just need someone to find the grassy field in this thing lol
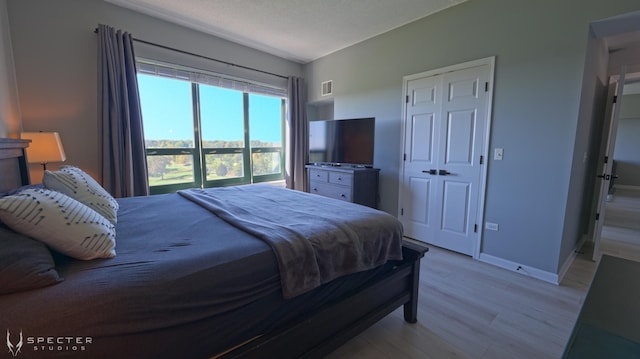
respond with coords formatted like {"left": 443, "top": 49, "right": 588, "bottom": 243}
{"left": 148, "top": 164, "right": 193, "bottom": 186}
{"left": 148, "top": 163, "right": 245, "bottom": 186}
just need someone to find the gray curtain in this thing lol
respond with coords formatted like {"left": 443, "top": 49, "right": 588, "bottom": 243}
{"left": 97, "top": 24, "right": 149, "bottom": 197}
{"left": 286, "top": 76, "right": 308, "bottom": 191}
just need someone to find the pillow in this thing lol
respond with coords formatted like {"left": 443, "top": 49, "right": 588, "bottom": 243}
{"left": 43, "top": 166, "right": 118, "bottom": 224}
{"left": 0, "top": 188, "right": 116, "bottom": 260}
{"left": 0, "top": 225, "right": 63, "bottom": 294}
{"left": 1, "top": 184, "right": 45, "bottom": 197}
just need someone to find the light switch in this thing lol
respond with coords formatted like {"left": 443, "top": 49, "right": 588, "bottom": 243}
{"left": 494, "top": 148, "right": 504, "bottom": 161}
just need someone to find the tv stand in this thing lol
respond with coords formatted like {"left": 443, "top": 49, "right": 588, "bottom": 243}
{"left": 306, "top": 165, "right": 380, "bottom": 208}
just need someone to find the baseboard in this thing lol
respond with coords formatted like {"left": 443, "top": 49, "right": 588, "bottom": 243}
{"left": 478, "top": 253, "right": 559, "bottom": 284}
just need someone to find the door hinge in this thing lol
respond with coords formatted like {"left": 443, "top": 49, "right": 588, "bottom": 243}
{"left": 595, "top": 213, "right": 600, "bottom": 221}
{"left": 474, "top": 224, "right": 478, "bottom": 233}
{"left": 485, "top": 82, "right": 489, "bottom": 92}
{"left": 613, "top": 95, "right": 617, "bottom": 104}
{"left": 604, "top": 156, "right": 608, "bottom": 164}
{"left": 403, "top": 153, "right": 407, "bottom": 161}
{"left": 406, "top": 95, "right": 409, "bottom": 103}
{"left": 480, "top": 155, "right": 484, "bottom": 165}
{"left": 401, "top": 208, "right": 404, "bottom": 216}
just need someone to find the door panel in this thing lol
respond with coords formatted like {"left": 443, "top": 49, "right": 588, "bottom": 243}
{"left": 412, "top": 82, "right": 437, "bottom": 105}
{"left": 401, "top": 75, "right": 441, "bottom": 241}
{"left": 407, "top": 177, "right": 431, "bottom": 223}
{"left": 437, "top": 66, "right": 488, "bottom": 254}
{"left": 448, "top": 78, "right": 478, "bottom": 101}
{"left": 409, "top": 114, "right": 435, "bottom": 163}
{"left": 441, "top": 180, "right": 470, "bottom": 234}
{"left": 445, "top": 110, "right": 476, "bottom": 165}
{"left": 403, "top": 176, "right": 434, "bottom": 238}
{"left": 592, "top": 67, "right": 627, "bottom": 260}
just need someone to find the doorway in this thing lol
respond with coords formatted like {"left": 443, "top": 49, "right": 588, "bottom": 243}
{"left": 597, "top": 78, "right": 640, "bottom": 262}
{"left": 581, "top": 10, "right": 640, "bottom": 263}
{"left": 398, "top": 57, "right": 494, "bottom": 257}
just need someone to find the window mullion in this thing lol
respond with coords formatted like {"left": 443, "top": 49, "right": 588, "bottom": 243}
{"left": 281, "top": 98, "right": 286, "bottom": 179}
{"left": 192, "top": 83, "right": 204, "bottom": 188}
{"left": 243, "top": 92, "right": 252, "bottom": 183}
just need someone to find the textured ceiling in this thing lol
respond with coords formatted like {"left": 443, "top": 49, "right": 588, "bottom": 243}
{"left": 105, "top": 0, "right": 467, "bottom": 63}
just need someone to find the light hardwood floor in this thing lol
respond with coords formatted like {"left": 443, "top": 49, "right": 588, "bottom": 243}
{"left": 325, "top": 188, "right": 640, "bottom": 359}
{"left": 325, "top": 245, "right": 599, "bottom": 359}
{"left": 600, "top": 187, "right": 640, "bottom": 262}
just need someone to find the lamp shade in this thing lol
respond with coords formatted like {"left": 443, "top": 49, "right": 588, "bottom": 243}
{"left": 22, "top": 132, "right": 67, "bottom": 165}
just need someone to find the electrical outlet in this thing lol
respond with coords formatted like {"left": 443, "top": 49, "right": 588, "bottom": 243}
{"left": 485, "top": 222, "right": 499, "bottom": 231}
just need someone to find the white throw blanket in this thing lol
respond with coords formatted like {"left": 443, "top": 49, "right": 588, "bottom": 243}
{"left": 178, "top": 184, "right": 403, "bottom": 298}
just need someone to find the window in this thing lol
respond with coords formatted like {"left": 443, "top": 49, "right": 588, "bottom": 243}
{"left": 137, "top": 62, "right": 286, "bottom": 194}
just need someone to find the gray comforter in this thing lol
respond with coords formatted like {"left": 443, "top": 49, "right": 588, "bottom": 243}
{"left": 178, "top": 185, "right": 403, "bottom": 298}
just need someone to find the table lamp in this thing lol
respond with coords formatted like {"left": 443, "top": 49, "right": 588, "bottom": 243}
{"left": 22, "top": 131, "right": 67, "bottom": 170}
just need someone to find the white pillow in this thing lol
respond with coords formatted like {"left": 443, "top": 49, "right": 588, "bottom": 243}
{"left": 43, "top": 166, "right": 119, "bottom": 224}
{"left": 0, "top": 188, "right": 116, "bottom": 260}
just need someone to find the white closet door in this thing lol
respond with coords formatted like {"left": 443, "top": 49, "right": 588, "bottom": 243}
{"left": 400, "top": 75, "right": 441, "bottom": 242}
{"left": 400, "top": 63, "right": 491, "bottom": 256}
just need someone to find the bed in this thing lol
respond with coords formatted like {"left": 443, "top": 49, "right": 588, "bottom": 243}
{"left": 0, "top": 138, "right": 428, "bottom": 359}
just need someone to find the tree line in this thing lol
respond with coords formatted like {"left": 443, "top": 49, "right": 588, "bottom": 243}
{"left": 145, "top": 139, "right": 282, "bottom": 185}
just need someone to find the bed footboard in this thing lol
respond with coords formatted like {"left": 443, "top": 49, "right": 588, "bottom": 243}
{"left": 401, "top": 239, "right": 428, "bottom": 323}
{"left": 221, "top": 239, "right": 429, "bottom": 359}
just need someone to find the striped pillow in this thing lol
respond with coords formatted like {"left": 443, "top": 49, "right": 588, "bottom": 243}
{"left": 0, "top": 188, "right": 116, "bottom": 260}
{"left": 43, "top": 166, "right": 119, "bottom": 224}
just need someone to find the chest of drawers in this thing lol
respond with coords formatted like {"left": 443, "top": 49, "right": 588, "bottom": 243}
{"left": 306, "top": 165, "right": 380, "bottom": 208}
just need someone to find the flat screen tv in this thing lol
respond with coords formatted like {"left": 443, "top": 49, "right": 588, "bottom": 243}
{"left": 309, "top": 117, "right": 375, "bottom": 167}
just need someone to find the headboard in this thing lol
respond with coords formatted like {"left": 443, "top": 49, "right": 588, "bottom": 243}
{"left": 0, "top": 138, "right": 31, "bottom": 192}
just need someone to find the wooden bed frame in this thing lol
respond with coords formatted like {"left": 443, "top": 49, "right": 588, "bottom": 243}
{"left": 0, "top": 137, "right": 429, "bottom": 359}
{"left": 0, "top": 138, "right": 30, "bottom": 192}
{"left": 221, "top": 240, "right": 427, "bottom": 359}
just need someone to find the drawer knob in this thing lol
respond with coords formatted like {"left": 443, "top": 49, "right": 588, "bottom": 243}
{"left": 340, "top": 194, "right": 346, "bottom": 198}
{"left": 313, "top": 188, "right": 318, "bottom": 192}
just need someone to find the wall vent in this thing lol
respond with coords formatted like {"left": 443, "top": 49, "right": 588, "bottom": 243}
{"left": 321, "top": 80, "right": 333, "bottom": 96}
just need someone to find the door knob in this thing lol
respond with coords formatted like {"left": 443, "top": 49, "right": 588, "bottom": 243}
{"left": 597, "top": 174, "right": 617, "bottom": 180}
{"left": 439, "top": 170, "right": 451, "bottom": 176}
{"left": 422, "top": 169, "right": 438, "bottom": 175}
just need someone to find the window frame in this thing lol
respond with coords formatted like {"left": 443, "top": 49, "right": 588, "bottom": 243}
{"left": 138, "top": 67, "right": 286, "bottom": 194}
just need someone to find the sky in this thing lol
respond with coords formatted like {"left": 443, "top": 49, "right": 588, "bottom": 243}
{"left": 137, "top": 74, "right": 282, "bottom": 144}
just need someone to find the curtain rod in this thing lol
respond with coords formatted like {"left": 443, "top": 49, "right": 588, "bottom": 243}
{"left": 94, "top": 28, "right": 288, "bottom": 80}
